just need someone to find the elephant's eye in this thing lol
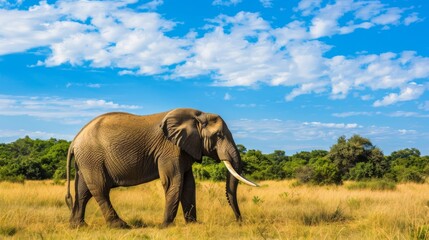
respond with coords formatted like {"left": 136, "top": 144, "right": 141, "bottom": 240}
{"left": 216, "top": 132, "right": 224, "bottom": 139}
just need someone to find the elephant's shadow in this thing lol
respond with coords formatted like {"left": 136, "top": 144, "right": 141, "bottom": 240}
{"left": 127, "top": 218, "right": 154, "bottom": 228}
{"left": 127, "top": 218, "right": 201, "bottom": 229}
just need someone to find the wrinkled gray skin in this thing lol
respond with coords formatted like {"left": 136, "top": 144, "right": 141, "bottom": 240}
{"left": 65, "top": 108, "right": 255, "bottom": 228}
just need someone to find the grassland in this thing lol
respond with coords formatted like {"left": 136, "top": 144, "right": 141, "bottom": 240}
{"left": 1, "top": 180, "right": 429, "bottom": 239}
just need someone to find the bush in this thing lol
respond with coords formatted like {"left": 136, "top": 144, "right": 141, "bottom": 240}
{"left": 349, "top": 162, "right": 375, "bottom": 181}
{"left": 310, "top": 158, "right": 342, "bottom": 185}
{"left": 398, "top": 168, "right": 425, "bottom": 183}
{"left": 296, "top": 158, "right": 341, "bottom": 185}
{"left": 296, "top": 166, "right": 313, "bottom": 184}
{"left": 207, "top": 164, "right": 227, "bottom": 181}
{"left": 192, "top": 164, "right": 211, "bottom": 180}
{"left": 390, "top": 165, "right": 425, "bottom": 183}
{"left": 281, "top": 158, "right": 307, "bottom": 179}
{"left": 0, "top": 174, "right": 25, "bottom": 183}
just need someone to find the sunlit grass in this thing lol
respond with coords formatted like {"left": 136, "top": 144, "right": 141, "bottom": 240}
{"left": 1, "top": 180, "right": 429, "bottom": 239}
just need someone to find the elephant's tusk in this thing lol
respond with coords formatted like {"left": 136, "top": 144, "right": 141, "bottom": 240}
{"left": 223, "top": 161, "right": 259, "bottom": 187}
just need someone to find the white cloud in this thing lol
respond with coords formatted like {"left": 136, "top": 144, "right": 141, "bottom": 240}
{"left": 272, "top": 21, "right": 309, "bottom": 45}
{"left": 173, "top": 6, "right": 428, "bottom": 104}
{"left": 419, "top": 101, "right": 429, "bottom": 111}
{"left": 259, "top": 0, "right": 272, "bottom": 8}
{"left": 333, "top": 111, "right": 429, "bottom": 118}
{"left": 224, "top": 93, "right": 232, "bottom": 101}
{"left": 371, "top": 7, "right": 402, "bottom": 25}
{"left": 212, "top": 0, "right": 241, "bottom": 6}
{"left": 354, "top": 1, "right": 384, "bottom": 20}
{"left": 328, "top": 52, "right": 429, "bottom": 102}
{"left": 229, "top": 118, "right": 426, "bottom": 153}
{"left": 332, "top": 111, "right": 379, "bottom": 117}
{"left": 285, "top": 81, "right": 328, "bottom": 101}
{"left": 303, "top": 0, "right": 419, "bottom": 38}
{"left": 387, "top": 111, "right": 429, "bottom": 118}
{"left": 0, "top": 2, "right": 88, "bottom": 55}
{"left": 140, "top": 0, "right": 164, "bottom": 10}
{"left": 175, "top": 12, "right": 331, "bottom": 92}
{"left": 234, "top": 103, "right": 257, "bottom": 108}
{"left": 174, "top": 12, "right": 279, "bottom": 86}
{"left": 66, "top": 82, "right": 102, "bottom": 88}
{"left": 231, "top": 118, "right": 385, "bottom": 143}
{"left": 0, "top": 95, "right": 141, "bottom": 123}
{"left": 0, "top": 129, "right": 74, "bottom": 141}
{"left": 404, "top": 12, "right": 421, "bottom": 26}
{"left": 295, "top": 0, "right": 322, "bottom": 16}
{"left": 308, "top": 0, "right": 353, "bottom": 38}
{"left": 303, "top": 121, "right": 361, "bottom": 129}
{"left": 0, "top": 0, "right": 23, "bottom": 8}
{"left": 361, "top": 95, "right": 373, "bottom": 101}
{"left": 0, "top": 0, "right": 427, "bottom": 107}
{"left": 0, "top": 0, "right": 189, "bottom": 75}
{"left": 373, "top": 83, "right": 425, "bottom": 107}
{"left": 398, "top": 129, "right": 417, "bottom": 135}
{"left": 87, "top": 83, "right": 101, "bottom": 88}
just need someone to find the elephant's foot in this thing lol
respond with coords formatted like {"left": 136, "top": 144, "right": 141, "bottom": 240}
{"left": 160, "top": 221, "right": 174, "bottom": 229}
{"left": 184, "top": 216, "right": 197, "bottom": 223}
{"left": 69, "top": 220, "right": 88, "bottom": 229}
{"left": 185, "top": 219, "right": 198, "bottom": 224}
{"left": 108, "top": 218, "right": 130, "bottom": 229}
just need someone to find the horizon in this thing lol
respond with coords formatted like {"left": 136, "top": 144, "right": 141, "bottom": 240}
{"left": 1, "top": 0, "right": 428, "bottom": 155}
{"left": 2, "top": 134, "right": 427, "bottom": 157}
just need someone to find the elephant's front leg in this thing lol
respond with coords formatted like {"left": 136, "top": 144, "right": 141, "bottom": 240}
{"left": 181, "top": 169, "right": 196, "bottom": 223}
{"left": 159, "top": 160, "right": 183, "bottom": 227}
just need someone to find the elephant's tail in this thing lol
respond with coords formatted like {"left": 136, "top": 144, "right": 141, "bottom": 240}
{"left": 65, "top": 141, "right": 74, "bottom": 211}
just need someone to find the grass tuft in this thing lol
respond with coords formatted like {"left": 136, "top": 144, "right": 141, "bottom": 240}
{"left": 410, "top": 225, "right": 429, "bottom": 240}
{"left": 346, "top": 179, "right": 396, "bottom": 191}
{"left": 252, "top": 195, "right": 264, "bottom": 205}
{"left": 0, "top": 226, "right": 18, "bottom": 236}
{"left": 300, "top": 206, "right": 348, "bottom": 226}
{"left": 128, "top": 217, "right": 148, "bottom": 228}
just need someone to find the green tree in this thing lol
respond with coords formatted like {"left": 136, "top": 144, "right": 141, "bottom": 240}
{"left": 309, "top": 157, "right": 341, "bottom": 185}
{"left": 236, "top": 144, "right": 247, "bottom": 155}
{"left": 0, "top": 137, "right": 71, "bottom": 181}
{"left": 386, "top": 148, "right": 429, "bottom": 183}
{"left": 328, "top": 135, "right": 384, "bottom": 181}
{"left": 296, "top": 157, "right": 341, "bottom": 185}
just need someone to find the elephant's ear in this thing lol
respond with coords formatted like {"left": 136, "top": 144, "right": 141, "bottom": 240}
{"left": 160, "top": 108, "right": 203, "bottom": 160}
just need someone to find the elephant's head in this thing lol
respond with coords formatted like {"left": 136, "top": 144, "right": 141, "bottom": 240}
{"left": 161, "top": 108, "right": 258, "bottom": 220}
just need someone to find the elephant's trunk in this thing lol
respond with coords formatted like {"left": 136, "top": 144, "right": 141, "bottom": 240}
{"left": 226, "top": 161, "right": 241, "bottom": 221}
{"left": 221, "top": 144, "right": 258, "bottom": 221}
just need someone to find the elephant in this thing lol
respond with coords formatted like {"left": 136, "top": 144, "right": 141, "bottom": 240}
{"left": 65, "top": 108, "right": 258, "bottom": 228}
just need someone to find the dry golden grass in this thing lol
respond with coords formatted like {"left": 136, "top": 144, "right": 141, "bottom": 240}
{"left": 1, "top": 180, "right": 429, "bottom": 239}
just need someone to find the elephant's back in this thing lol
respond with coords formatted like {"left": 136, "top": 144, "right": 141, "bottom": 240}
{"left": 73, "top": 113, "right": 136, "bottom": 155}
{"left": 74, "top": 112, "right": 166, "bottom": 140}
{"left": 72, "top": 111, "right": 167, "bottom": 185}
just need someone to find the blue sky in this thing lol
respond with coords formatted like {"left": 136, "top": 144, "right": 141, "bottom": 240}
{"left": 0, "top": 0, "right": 428, "bottom": 155}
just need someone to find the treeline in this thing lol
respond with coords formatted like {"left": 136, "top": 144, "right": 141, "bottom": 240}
{"left": 195, "top": 135, "right": 429, "bottom": 185}
{"left": 1, "top": 135, "right": 428, "bottom": 184}
{"left": 0, "top": 136, "right": 70, "bottom": 182}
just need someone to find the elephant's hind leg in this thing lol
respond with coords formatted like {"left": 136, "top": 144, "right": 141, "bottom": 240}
{"left": 93, "top": 189, "right": 129, "bottom": 229}
{"left": 70, "top": 169, "right": 92, "bottom": 228}
{"left": 81, "top": 167, "right": 130, "bottom": 229}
